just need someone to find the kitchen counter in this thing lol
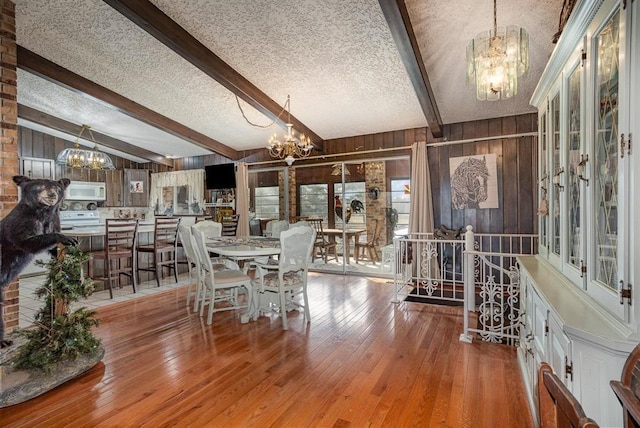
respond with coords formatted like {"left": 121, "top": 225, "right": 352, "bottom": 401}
{"left": 65, "top": 223, "right": 155, "bottom": 236}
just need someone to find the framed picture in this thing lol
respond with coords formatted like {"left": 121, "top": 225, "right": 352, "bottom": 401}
{"left": 130, "top": 181, "right": 144, "bottom": 193}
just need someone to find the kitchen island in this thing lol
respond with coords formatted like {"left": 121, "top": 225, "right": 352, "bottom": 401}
{"left": 64, "top": 221, "right": 187, "bottom": 287}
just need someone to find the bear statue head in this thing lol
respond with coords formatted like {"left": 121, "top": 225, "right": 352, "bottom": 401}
{"left": 12, "top": 176, "right": 71, "bottom": 208}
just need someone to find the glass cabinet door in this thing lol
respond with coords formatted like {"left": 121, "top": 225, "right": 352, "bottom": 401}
{"left": 592, "top": 10, "right": 619, "bottom": 291}
{"left": 550, "top": 93, "right": 562, "bottom": 261}
{"left": 539, "top": 111, "right": 549, "bottom": 255}
{"left": 566, "top": 62, "right": 584, "bottom": 277}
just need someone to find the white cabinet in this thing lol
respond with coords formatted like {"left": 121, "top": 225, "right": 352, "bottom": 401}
{"left": 517, "top": 256, "right": 634, "bottom": 427}
{"left": 532, "top": 0, "right": 638, "bottom": 321}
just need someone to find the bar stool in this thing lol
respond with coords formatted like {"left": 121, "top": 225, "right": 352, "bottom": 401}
{"left": 91, "top": 218, "right": 139, "bottom": 299}
{"left": 137, "top": 217, "right": 181, "bottom": 287}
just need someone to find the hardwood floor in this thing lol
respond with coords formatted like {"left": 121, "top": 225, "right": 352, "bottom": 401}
{"left": 1, "top": 273, "right": 533, "bottom": 427}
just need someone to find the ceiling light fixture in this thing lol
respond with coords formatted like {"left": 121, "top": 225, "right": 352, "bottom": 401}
{"left": 55, "top": 125, "right": 115, "bottom": 170}
{"left": 265, "top": 95, "right": 313, "bottom": 166}
{"left": 331, "top": 164, "right": 350, "bottom": 176}
{"left": 466, "top": 0, "right": 529, "bottom": 101}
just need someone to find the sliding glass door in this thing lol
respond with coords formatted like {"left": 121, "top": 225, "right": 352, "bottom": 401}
{"left": 247, "top": 156, "right": 410, "bottom": 276}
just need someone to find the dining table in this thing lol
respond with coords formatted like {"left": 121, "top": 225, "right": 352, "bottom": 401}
{"left": 321, "top": 228, "right": 366, "bottom": 264}
{"left": 206, "top": 236, "right": 281, "bottom": 323}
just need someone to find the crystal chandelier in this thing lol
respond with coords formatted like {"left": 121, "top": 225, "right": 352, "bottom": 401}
{"left": 266, "top": 95, "right": 313, "bottom": 166}
{"left": 55, "top": 125, "right": 115, "bottom": 170}
{"left": 466, "top": 0, "right": 529, "bottom": 101}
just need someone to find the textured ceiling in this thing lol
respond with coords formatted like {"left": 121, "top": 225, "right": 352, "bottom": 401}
{"left": 14, "top": 0, "right": 563, "bottom": 162}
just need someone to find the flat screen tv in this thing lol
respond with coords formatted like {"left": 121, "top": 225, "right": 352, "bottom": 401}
{"left": 205, "top": 163, "right": 236, "bottom": 189}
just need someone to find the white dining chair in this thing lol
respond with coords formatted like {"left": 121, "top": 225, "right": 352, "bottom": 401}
{"left": 178, "top": 224, "right": 202, "bottom": 313}
{"left": 252, "top": 225, "right": 316, "bottom": 330}
{"left": 191, "top": 220, "right": 222, "bottom": 239}
{"left": 192, "top": 227, "right": 252, "bottom": 325}
{"left": 269, "top": 220, "right": 289, "bottom": 238}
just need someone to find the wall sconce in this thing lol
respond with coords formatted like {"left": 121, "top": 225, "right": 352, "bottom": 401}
{"left": 577, "top": 154, "right": 589, "bottom": 184}
{"left": 553, "top": 168, "right": 564, "bottom": 191}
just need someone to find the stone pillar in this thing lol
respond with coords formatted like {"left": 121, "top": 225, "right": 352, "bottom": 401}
{"left": 0, "top": 0, "right": 19, "bottom": 334}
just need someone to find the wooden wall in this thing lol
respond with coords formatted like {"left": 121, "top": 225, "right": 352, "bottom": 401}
{"left": 18, "top": 127, "right": 165, "bottom": 179}
{"left": 429, "top": 114, "right": 538, "bottom": 234}
{"left": 19, "top": 111, "right": 538, "bottom": 236}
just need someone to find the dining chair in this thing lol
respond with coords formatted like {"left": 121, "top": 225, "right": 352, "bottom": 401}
{"left": 355, "top": 219, "right": 382, "bottom": 263}
{"left": 191, "top": 219, "right": 222, "bottom": 239}
{"left": 137, "top": 217, "right": 181, "bottom": 287}
{"left": 91, "top": 218, "right": 139, "bottom": 299}
{"left": 252, "top": 225, "right": 316, "bottom": 330}
{"left": 191, "top": 227, "right": 252, "bottom": 325}
{"left": 538, "top": 362, "right": 599, "bottom": 428}
{"left": 269, "top": 220, "right": 289, "bottom": 238}
{"left": 249, "top": 218, "right": 263, "bottom": 236}
{"left": 221, "top": 214, "right": 240, "bottom": 236}
{"left": 307, "top": 218, "right": 337, "bottom": 263}
{"left": 178, "top": 224, "right": 202, "bottom": 313}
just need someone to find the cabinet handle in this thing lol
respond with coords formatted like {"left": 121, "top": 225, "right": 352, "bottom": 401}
{"left": 621, "top": 133, "right": 626, "bottom": 159}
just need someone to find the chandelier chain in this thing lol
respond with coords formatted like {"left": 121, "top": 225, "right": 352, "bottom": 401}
{"left": 493, "top": 0, "right": 497, "bottom": 35}
{"left": 235, "top": 95, "right": 290, "bottom": 129}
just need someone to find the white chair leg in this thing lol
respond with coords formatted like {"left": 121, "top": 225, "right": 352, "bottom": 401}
{"left": 207, "top": 288, "right": 214, "bottom": 325}
{"left": 302, "top": 285, "right": 311, "bottom": 321}
{"left": 279, "top": 290, "right": 288, "bottom": 330}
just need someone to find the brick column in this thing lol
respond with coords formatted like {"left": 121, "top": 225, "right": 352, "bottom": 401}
{"left": 0, "top": 0, "right": 19, "bottom": 334}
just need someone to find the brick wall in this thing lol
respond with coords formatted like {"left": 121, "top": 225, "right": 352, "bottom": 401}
{"left": 0, "top": 0, "right": 18, "bottom": 333}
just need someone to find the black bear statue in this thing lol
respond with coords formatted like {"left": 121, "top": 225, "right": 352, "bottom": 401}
{"left": 0, "top": 175, "right": 78, "bottom": 347}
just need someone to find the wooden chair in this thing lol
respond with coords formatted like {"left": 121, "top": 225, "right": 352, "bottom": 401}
{"left": 538, "top": 362, "right": 599, "bottom": 428}
{"left": 91, "top": 218, "right": 139, "bottom": 299}
{"left": 221, "top": 214, "right": 240, "bottom": 236}
{"left": 355, "top": 219, "right": 382, "bottom": 263}
{"left": 137, "top": 217, "right": 181, "bottom": 287}
{"left": 252, "top": 225, "right": 316, "bottom": 330}
{"left": 191, "top": 227, "right": 252, "bottom": 325}
{"left": 307, "top": 218, "right": 337, "bottom": 263}
{"left": 610, "top": 342, "right": 640, "bottom": 428}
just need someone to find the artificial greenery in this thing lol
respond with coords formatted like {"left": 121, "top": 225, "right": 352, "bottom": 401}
{"left": 10, "top": 245, "right": 102, "bottom": 372}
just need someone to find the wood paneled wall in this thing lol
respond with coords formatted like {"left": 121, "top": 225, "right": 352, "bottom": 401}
{"left": 429, "top": 114, "right": 538, "bottom": 234}
{"left": 18, "top": 127, "right": 164, "bottom": 179}
{"left": 19, "top": 111, "right": 538, "bottom": 236}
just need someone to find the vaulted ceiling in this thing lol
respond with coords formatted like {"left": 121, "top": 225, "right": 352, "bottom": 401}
{"left": 14, "top": 0, "right": 564, "bottom": 164}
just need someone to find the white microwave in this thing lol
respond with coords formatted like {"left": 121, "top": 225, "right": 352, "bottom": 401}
{"left": 65, "top": 181, "right": 107, "bottom": 201}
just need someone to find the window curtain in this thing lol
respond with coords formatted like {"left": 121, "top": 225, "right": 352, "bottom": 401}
{"left": 235, "top": 162, "right": 250, "bottom": 237}
{"left": 149, "top": 169, "right": 205, "bottom": 213}
{"left": 408, "top": 141, "right": 434, "bottom": 234}
{"left": 408, "top": 141, "right": 437, "bottom": 278}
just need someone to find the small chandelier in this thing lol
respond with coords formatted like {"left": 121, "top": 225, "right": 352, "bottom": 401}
{"left": 56, "top": 125, "right": 115, "bottom": 170}
{"left": 266, "top": 95, "right": 313, "bottom": 166}
{"left": 466, "top": 0, "right": 529, "bottom": 101}
{"left": 331, "top": 164, "right": 350, "bottom": 176}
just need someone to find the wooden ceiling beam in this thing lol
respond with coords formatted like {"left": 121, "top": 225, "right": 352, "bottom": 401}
{"left": 18, "top": 104, "right": 175, "bottom": 168}
{"left": 17, "top": 46, "right": 238, "bottom": 160}
{"left": 103, "top": 0, "right": 323, "bottom": 145}
{"left": 378, "top": 0, "right": 443, "bottom": 138}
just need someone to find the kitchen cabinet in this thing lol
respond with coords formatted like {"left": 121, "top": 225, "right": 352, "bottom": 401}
{"left": 124, "top": 169, "right": 149, "bottom": 207}
{"left": 519, "top": 0, "right": 639, "bottom": 426}
{"left": 104, "top": 170, "right": 124, "bottom": 207}
{"left": 104, "top": 169, "right": 149, "bottom": 207}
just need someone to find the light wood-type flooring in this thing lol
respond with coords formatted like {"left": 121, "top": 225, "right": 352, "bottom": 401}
{"left": 1, "top": 273, "right": 533, "bottom": 427}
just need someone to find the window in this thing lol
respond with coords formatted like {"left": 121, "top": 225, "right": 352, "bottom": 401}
{"left": 391, "top": 179, "right": 410, "bottom": 233}
{"left": 299, "top": 184, "right": 328, "bottom": 223}
{"left": 161, "top": 185, "right": 200, "bottom": 215}
{"left": 334, "top": 182, "right": 366, "bottom": 230}
{"left": 254, "top": 186, "right": 279, "bottom": 219}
